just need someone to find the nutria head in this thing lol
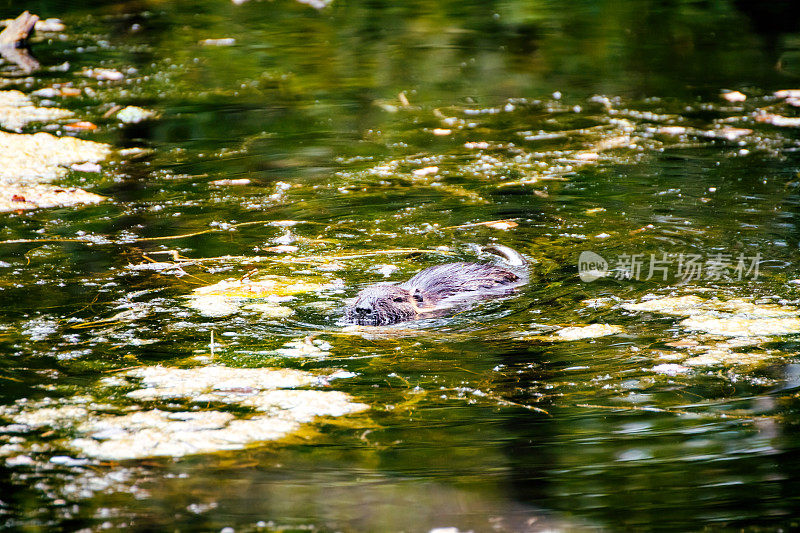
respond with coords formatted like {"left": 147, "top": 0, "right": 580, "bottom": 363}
{"left": 345, "top": 283, "right": 424, "bottom": 326}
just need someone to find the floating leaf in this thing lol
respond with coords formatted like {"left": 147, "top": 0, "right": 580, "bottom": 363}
{"left": 64, "top": 121, "right": 97, "bottom": 131}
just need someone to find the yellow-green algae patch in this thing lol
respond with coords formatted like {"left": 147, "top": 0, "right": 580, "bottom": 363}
{"left": 555, "top": 324, "right": 624, "bottom": 340}
{"left": 0, "top": 90, "right": 72, "bottom": 131}
{"left": 188, "top": 276, "right": 337, "bottom": 317}
{"left": 647, "top": 340, "right": 783, "bottom": 370}
{"left": 623, "top": 295, "right": 800, "bottom": 337}
{"left": 517, "top": 323, "right": 624, "bottom": 342}
{"left": 680, "top": 316, "right": 800, "bottom": 337}
{"left": 0, "top": 130, "right": 110, "bottom": 182}
{"left": 0, "top": 366, "right": 368, "bottom": 461}
{"left": 0, "top": 185, "right": 107, "bottom": 212}
{"left": 681, "top": 350, "right": 779, "bottom": 367}
{"left": 650, "top": 339, "right": 782, "bottom": 369}
{"left": 623, "top": 295, "right": 707, "bottom": 315}
{"left": 0, "top": 129, "right": 110, "bottom": 212}
{"left": 640, "top": 328, "right": 791, "bottom": 375}
{"left": 122, "top": 365, "right": 321, "bottom": 398}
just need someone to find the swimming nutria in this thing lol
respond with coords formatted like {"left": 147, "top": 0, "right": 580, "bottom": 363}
{"left": 344, "top": 245, "right": 528, "bottom": 326}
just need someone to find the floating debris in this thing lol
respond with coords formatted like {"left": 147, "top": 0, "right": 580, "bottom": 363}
{"left": 446, "top": 219, "right": 518, "bottom": 231}
{"left": 64, "top": 121, "right": 98, "bottom": 131}
{"left": 116, "top": 105, "right": 157, "bottom": 124}
{"left": 210, "top": 178, "right": 251, "bottom": 186}
{"left": 0, "top": 185, "right": 106, "bottom": 212}
{"left": 555, "top": 324, "right": 624, "bottom": 340}
{"left": 774, "top": 89, "right": 800, "bottom": 107}
{"left": 775, "top": 89, "right": 800, "bottom": 99}
{"left": 680, "top": 316, "right": 800, "bottom": 337}
{"left": 681, "top": 349, "right": 777, "bottom": 367}
{"left": 33, "top": 18, "right": 65, "bottom": 32}
{"left": 0, "top": 90, "right": 72, "bottom": 131}
{"left": 518, "top": 323, "right": 624, "bottom": 342}
{"left": 0, "top": 15, "right": 65, "bottom": 33}
{"left": 123, "top": 365, "right": 322, "bottom": 399}
{"left": 625, "top": 295, "right": 799, "bottom": 317}
{"left": 188, "top": 294, "right": 239, "bottom": 317}
{"left": 199, "top": 38, "right": 236, "bottom": 46}
{"left": 412, "top": 166, "right": 439, "bottom": 177}
{"left": 80, "top": 67, "right": 124, "bottom": 81}
{"left": 626, "top": 295, "right": 800, "bottom": 337}
{"left": 713, "top": 126, "right": 752, "bottom": 140}
{"left": 755, "top": 112, "right": 800, "bottom": 128}
{"left": 372, "top": 263, "right": 398, "bottom": 277}
{"left": 652, "top": 363, "right": 690, "bottom": 376}
{"left": 721, "top": 90, "right": 746, "bottom": 103}
{"left": 0, "top": 366, "right": 368, "bottom": 461}
{"left": 623, "top": 295, "right": 708, "bottom": 315}
{"left": 642, "top": 333, "right": 784, "bottom": 370}
{"left": 70, "top": 162, "right": 102, "bottom": 172}
{"left": 658, "top": 126, "right": 687, "bottom": 136}
{"left": 295, "top": 0, "right": 333, "bottom": 8}
{"left": 0, "top": 130, "right": 109, "bottom": 212}
{"left": 188, "top": 276, "right": 338, "bottom": 317}
{"left": 0, "top": 130, "right": 110, "bottom": 182}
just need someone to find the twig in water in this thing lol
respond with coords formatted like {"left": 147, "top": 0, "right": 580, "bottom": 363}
{"left": 574, "top": 403, "right": 777, "bottom": 421}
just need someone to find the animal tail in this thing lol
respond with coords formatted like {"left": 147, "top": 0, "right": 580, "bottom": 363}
{"left": 482, "top": 244, "right": 527, "bottom": 267}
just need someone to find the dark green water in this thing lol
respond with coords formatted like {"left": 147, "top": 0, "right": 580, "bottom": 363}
{"left": 3, "top": 0, "right": 800, "bottom": 531}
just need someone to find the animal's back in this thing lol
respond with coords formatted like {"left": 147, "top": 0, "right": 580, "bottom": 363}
{"left": 401, "top": 262, "right": 521, "bottom": 304}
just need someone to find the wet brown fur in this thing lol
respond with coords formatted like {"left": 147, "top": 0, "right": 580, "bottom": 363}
{"left": 345, "top": 248, "right": 527, "bottom": 326}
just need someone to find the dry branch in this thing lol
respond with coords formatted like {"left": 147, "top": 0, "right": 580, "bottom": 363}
{"left": 0, "top": 11, "right": 38, "bottom": 46}
{"left": 0, "top": 11, "right": 40, "bottom": 72}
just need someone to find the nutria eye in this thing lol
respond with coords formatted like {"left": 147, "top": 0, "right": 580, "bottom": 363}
{"left": 413, "top": 293, "right": 424, "bottom": 303}
{"left": 393, "top": 296, "right": 405, "bottom": 303}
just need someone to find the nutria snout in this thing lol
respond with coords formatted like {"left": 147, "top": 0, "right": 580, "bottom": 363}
{"left": 344, "top": 245, "right": 528, "bottom": 326}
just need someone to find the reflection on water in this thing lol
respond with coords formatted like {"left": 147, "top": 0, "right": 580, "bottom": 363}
{"left": 2, "top": 0, "right": 800, "bottom": 531}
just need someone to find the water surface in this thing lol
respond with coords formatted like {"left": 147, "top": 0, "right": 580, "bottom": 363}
{"left": 2, "top": 0, "right": 800, "bottom": 530}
